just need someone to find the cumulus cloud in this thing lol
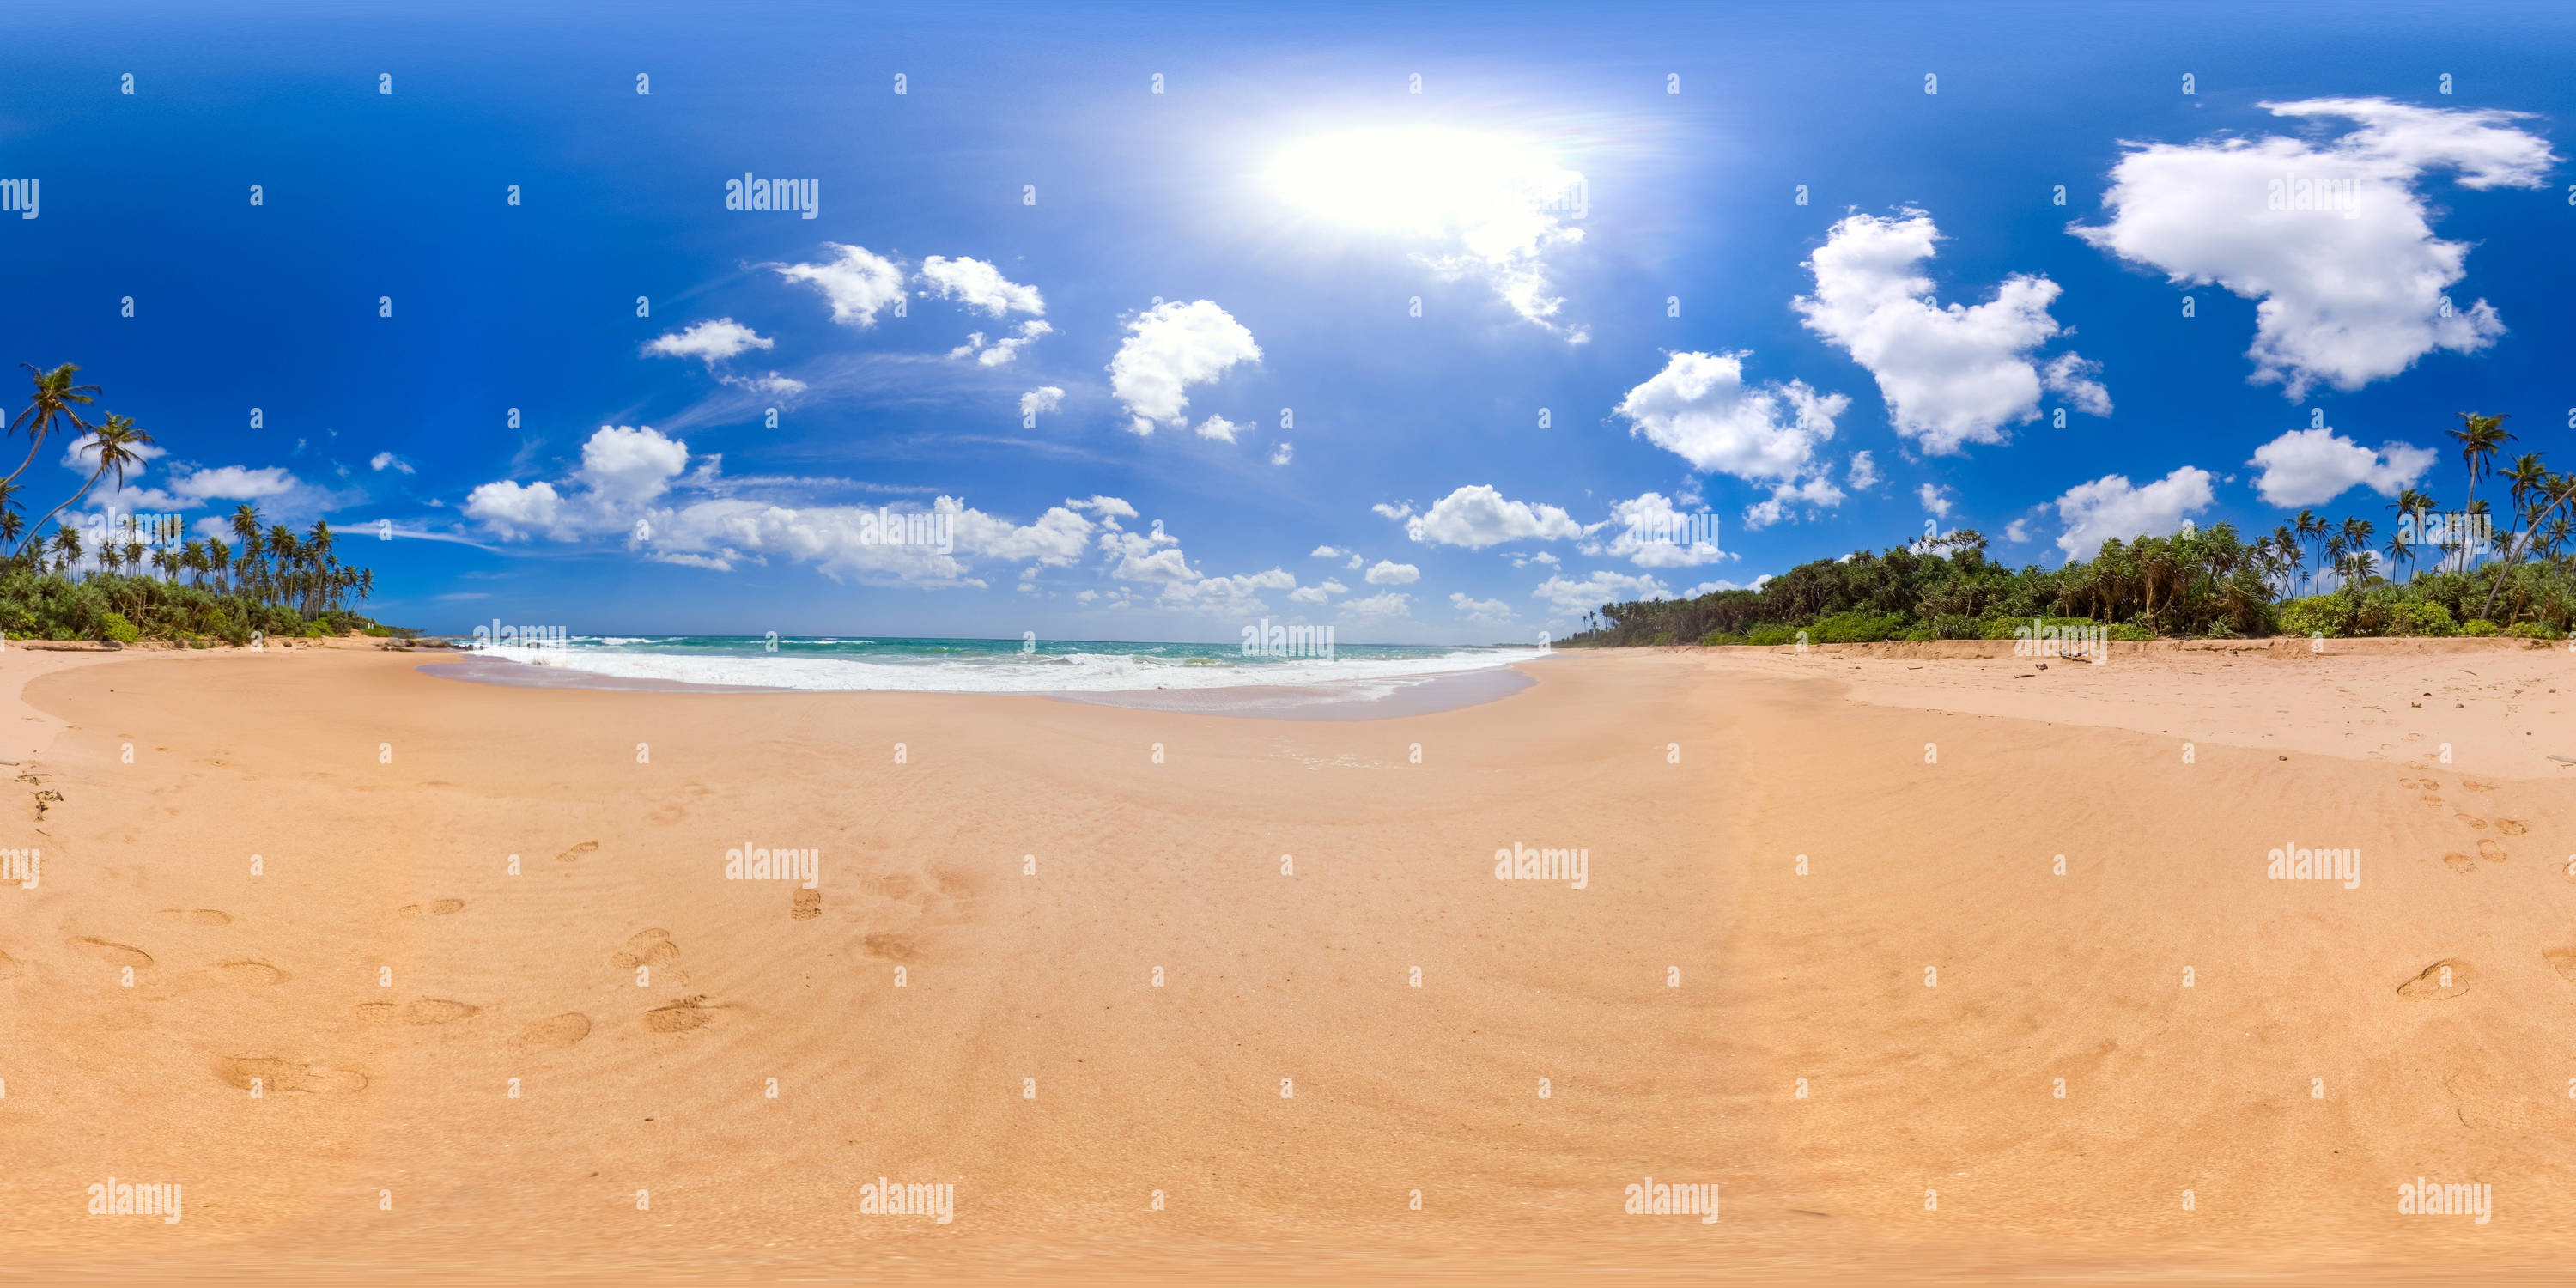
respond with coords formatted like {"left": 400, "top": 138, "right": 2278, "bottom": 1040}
{"left": 1364, "top": 559, "right": 1420, "bottom": 585}
{"left": 917, "top": 256, "right": 1044, "bottom": 317}
{"left": 170, "top": 465, "right": 298, "bottom": 501}
{"left": 1020, "top": 386, "right": 1066, "bottom": 419}
{"left": 949, "top": 319, "right": 1054, "bottom": 367}
{"left": 462, "top": 424, "right": 1100, "bottom": 585}
{"left": 1195, "top": 415, "right": 1243, "bottom": 443}
{"left": 2003, "top": 518, "right": 2034, "bottom": 544}
{"left": 644, "top": 318, "right": 775, "bottom": 366}
{"left": 369, "top": 451, "right": 415, "bottom": 475}
{"left": 1741, "top": 476, "right": 1845, "bottom": 531}
{"left": 1846, "top": 450, "right": 1879, "bottom": 491}
{"left": 2051, "top": 466, "right": 2217, "bottom": 561}
{"left": 1591, "top": 492, "right": 1728, "bottom": 568}
{"left": 1109, "top": 300, "right": 1261, "bottom": 434}
{"left": 1534, "top": 569, "right": 1671, "bottom": 618}
{"left": 1340, "top": 591, "right": 1413, "bottom": 617}
{"left": 773, "top": 243, "right": 907, "bottom": 327}
{"left": 1613, "top": 350, "right": 1848, "bottom": 480}
{"left": 1917, "top": 483, "right": 1953, "bottom": 519}
{"left": 1796, "top": 210, "right": 2105, "bottom": 455}
{"left": 1269, "top": 442, "right": 1294, "bottom": 466}
{"left": 1371, "top": 501, "right": 1414, "bottom": 521}
{"left": 1404, "top": 483, "right": 1582, "bottom": 549}
{"left": 1289, "top": 578, "right": 1346, "bottom": 604}
{"left": 2073, "top": 99, "right": 2556, "bottom": 398}
{"left": 1309, "top": 544, "right": 1346, "bottom": 558}
{"left": 2246, "top": 427, "right": 2436, "bottom": 507}
{"left": 1449, "top": 592, "right": 1514, "bottom": 625}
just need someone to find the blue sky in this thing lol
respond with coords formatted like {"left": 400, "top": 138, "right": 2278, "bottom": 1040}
{"left": 3, "top": 0, "right": 2571, "bottom": 642}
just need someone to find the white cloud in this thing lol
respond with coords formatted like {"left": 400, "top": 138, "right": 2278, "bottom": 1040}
{"left": 1846, "top": 450, "right": 1878, "bottom": 491}
{"left": 1404, "top": 483, "right": 1581, "bottom": 549}
{"left": 2052, "top": 466, "right": 2217, "bottom": 561}
{"left": 773, "top": 243, "right": 907, "bottom": 327}
{"left": 1449, "top": 592, "right": 1514, "bottom": 625}
{"left": 1685, "top": 575, "right": 1770, "bottom": 596}
{"left": 1020, "top": 386, "right": 1066, "bottom": 418}
{"left": 720, "top": 371, "right": 808, "bottom": 397}
{"left": 2074, "top": 99, "right": 2556, "bottom": 398}
{"left": 949, "top": 320, "right": 1053, "bottom": 367}
{"left": 644, "top": 318, "right": 775, "bottom": 366}
{"left": 369, "top": 451, "right": 415, "bottom": 474}
{"left": 917, "top": 256, "right": 1044, "bottom": 317}
{"left": 1269, "top": 442, "right": 1293, "bottom": 466}
{"left": 1309, "top": 544, "right": 1345, "bottom": 558}
{"left": 1371, "top": 501, "right": 1414, "bottom": 521}
{"left": 1796, "top": 210, "right": 2104, "bottom": 455}
{"left": 1741, "top": 476, "right": 1845, "bottom": 531}
{"left": 171, "top": 465, "right": 299, "bottom": 501}
{"left": 1534, "top": 569, "right": 1670, "bottom": 618}
{"left": 1267, "top": 126, "right": 1589, "bottom": 340}
{"left": 1917, "top": 483, "right": 1953, "bottom": 519}
{"left": 1109, "top": 300, "right": 1261, "bottom": 434}
{"left": 1614, "top": 350, "right": 1848, "bottom": 480}
{"left": 1289, "top": 578, "right": 1346, "bottom": 604}
{"left": 1346, "top": 554, "right": 1364, "bottom": 570}
{"left": 2040, "top": 354, "right": 2112, "bottom": 416}
{"left": 462, "top": 479, "right": 562, "bottom": 538}
{"left": 1364, "top": 559, "right": 1419, "bottom": 585}
{"left": 1195, "top": 415, "right": 1243, "bottom": 443}
{"left": 2246, "top": 427, "right": 2436, "bottom": 507}
{"left": 1508, "top": 550, "right": 1561, "bottom": 568}
{"left": 1340, "top": 591, "right": 1413, "bottom": 617}
{"left": 1591, "top": 491, "right": 1728, "bottom": 568}
{"left": 2003, "top": 518, "right": 2033, "bottom": 544}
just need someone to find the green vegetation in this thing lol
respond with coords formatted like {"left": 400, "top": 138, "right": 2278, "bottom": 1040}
{"left": 1566, "top": 413, "right": 2576, "bottom": 647}
{"left": 0, "top": 361, "right": 404, "bottom": 644}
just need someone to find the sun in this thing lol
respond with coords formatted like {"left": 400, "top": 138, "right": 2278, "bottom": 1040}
{"left": 1267, "top": 126, "right": 1579, "bottom": 239}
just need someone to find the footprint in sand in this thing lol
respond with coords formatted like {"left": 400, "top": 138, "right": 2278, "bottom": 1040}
{"left": 0, "top": 946, "right": 21, "bottom": 981}
{"left": 157, "top": 909, "right": 234, "bottom": 926}
{"left": 2398, "top": 959, "right": 2476, "bottom": 999}
{"left": 862, "top": 932, "right": 918, "bottom": 961}
{"left": 215, "top": 1056, "right": 368, "bottom": 1094}
{"left": 611, "top": 928, "right": 679, "bottom": 969}
{"left": 399, "top": 898, "right": 468, "bottom": 917}
{"left": 71, "top": 938, "right": 153, "bottom": 969}
{"left": 2420, "top": 779, "right": 2444, "bottom": 792}
{"left": 2478, "top": 839, "right": 2507, "bottom": 863}
{"left": 216, "top": 959, "right": 287, "bottom": 986}
{"left": 2462, "top": 781, "right": 2494, "bottom": 793}
{"left": 556, "top": 841, "right": 599, "bottom": 863}
{"left": 2544, "top": 948, "right": 2576, "bottom": 982}
{"left": 355, "top": 999, "right": 479, "bottom": 1025}
{"left": 2443, "top": 852, "right": 2477, "bottom": 873}
{"left": 519, "top": 1012, "right": 592, "bottom": 1048}
{"left": 643, "top": 996, "right": 717, "bottom": 1033}
{"left": 2498, "top": 819, "right": 2529, "bottom": 835}
{"left": 2398, "top": 777, "right": 2420, "bottom": 789}
{"left": 2458, "top": 814, "right": 2489, "bottom": 829}
{"left": 791, "top": 889, "right": 822, "bottom": 921}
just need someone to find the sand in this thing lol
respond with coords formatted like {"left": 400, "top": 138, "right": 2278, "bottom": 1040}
{"left": 0, "top": 641, "right": 2570, "bottom": 1283}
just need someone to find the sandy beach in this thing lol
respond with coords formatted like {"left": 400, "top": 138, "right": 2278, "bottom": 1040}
{"left": 2, "top": 641, "right": 2573, "bottom": 1283}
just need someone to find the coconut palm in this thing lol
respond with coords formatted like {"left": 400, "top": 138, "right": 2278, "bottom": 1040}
{"left": 2449, "top": 412, "right": 2513, "bottom": 563}
{"left": 4, "top": 363, "right": 100, "bottom": 492}
{"left": 18, "top": 414, "right": 154, "bottom": 558}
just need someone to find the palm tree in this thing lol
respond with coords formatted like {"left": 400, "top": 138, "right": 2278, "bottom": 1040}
{"left": 4, "top": 363, "right": 100, "bottom": 492}
{"left": 2384, "top": 525, "right": 2415, "bottom": 584}
{"left": 2450, "top": 412, "right": 2513, "bottom": 564}
{"left": 208, "top": 539, "right": 231, "bottom": 592}
{"left": 2293, "top": 509, "right": 2327, "bottom": 592}
{"left": 18, "top": 414, "right": 154, "bottom": 558}
{"left": 0, "top": 508, "right": 21, "bottom": 558}
{"left": 50, "top": 526, "right": 80, "bottom": 577}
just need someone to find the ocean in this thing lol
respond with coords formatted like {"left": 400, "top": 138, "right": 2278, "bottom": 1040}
{"left": 461, "top": 635, "right": 1547, "bottom": 695}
